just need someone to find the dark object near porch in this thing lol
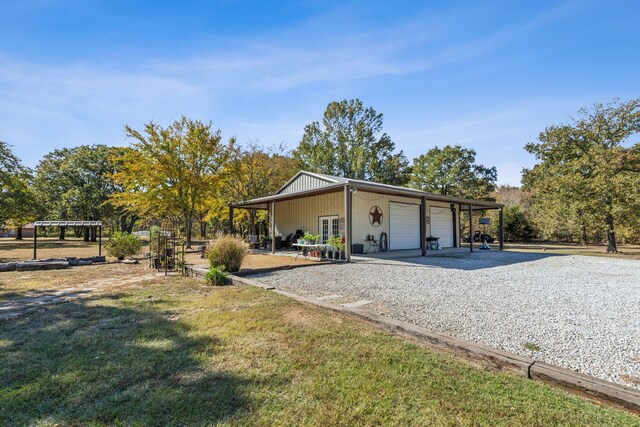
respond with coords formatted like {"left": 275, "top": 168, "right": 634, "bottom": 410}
{"left": 262, "top": 236, "right": 282, "bottom": 251}
{"left": 291, "top": 230, "right": 304, "bottom": 244}
{"left": 352, "top": 243, "right": 364, "bottom": 254}
{"left": 282, "top": 233, "right": 294, "bottom": 249}
{"left": 273, "top": 236, "right": 282, "bottom": 250}
{"left": 468, "top": 231, "right": 494, "bottom": 243}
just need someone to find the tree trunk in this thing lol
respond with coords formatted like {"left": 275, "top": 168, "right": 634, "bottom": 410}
{"left": 16, "top": 227, "right": 23, "bottom": 240}
{"left": 90, "top": 226, "right": 97, "bottom": 242}
{"left": 83, "top": 226, "right": 90, "bottom": 242}
{"left": 73, "top": 227, "right": 82, "bottom": 238}
{"left": 127, "top": 215, "right": 138, "bottom": 233}
{"left": 249, "top": 210, "right": 257, "bottom": 237}
{"left": 185, "top": 216, "right": 192, "bottom": 249}
{"left": 200, "top": 221, "right": 207, "bottom": 238}
{"left": 59, "top": 226, "right": 66, "bottom": 240}
{"left": 605, "top": 213, "right": 617, "bottom": 253}
{"left": 580, "top": 225, "right": 588, "bottom": 246}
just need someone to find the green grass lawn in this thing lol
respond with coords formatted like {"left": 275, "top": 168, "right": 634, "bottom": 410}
{"left": 1, "top": 272, "right": 638, "bottom": 426}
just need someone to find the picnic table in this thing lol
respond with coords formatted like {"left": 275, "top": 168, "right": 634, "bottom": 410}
{"left": 292, "top": 243, "right": 331, "bottom": 261}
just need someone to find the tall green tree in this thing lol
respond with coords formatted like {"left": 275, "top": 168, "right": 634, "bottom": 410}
{"left": 294, "top": 99, "right": 410, "bottom": 185}
{"left": 0, "top": 141, "right": 36, "bottom": 235}
{"left": 410, "top": 145, "right": 497, "bottom": 199}
{"left": 111, "top": 117, "right": 233, "bottom": 248}
{"left": 523, "top": 98, "right": 640, "bottom": 252}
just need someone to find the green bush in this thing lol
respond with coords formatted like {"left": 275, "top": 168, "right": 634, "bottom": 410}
{"left": 207, "top": 234, "right": 248, "bottom": 272}
{"left": 105, "top": 232, "right": 144, "bottom": 260}
{"left": 204, "top": 266, "right": 230, "bottom": 286}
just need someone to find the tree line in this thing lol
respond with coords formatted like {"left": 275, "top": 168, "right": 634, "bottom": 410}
{"left": 1, "top": 97, "right": 638, "bottom": 251}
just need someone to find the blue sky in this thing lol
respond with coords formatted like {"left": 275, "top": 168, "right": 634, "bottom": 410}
{"left": 1, "top": 0, "right": 638, "bottom": 185}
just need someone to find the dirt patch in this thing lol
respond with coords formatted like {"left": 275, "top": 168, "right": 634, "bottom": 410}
{"left": 282, "top": 306, "right": 318, "bottom": 327}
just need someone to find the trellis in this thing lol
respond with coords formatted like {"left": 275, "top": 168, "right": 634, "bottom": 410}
{"left": 149, "top": 216, "right": 185, "bottom": 275}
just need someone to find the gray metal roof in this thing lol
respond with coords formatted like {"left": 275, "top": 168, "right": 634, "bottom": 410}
{"left": 34, "top": 221, "right": 102, "bottom": 227}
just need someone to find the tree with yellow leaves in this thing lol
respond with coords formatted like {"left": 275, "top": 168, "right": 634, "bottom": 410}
{"left": 111, "top": 117, "right": 233, "bottom": 248}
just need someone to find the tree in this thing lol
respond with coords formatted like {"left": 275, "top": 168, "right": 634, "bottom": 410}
{"left": 523, "top": 98, "right": 640, "bottom": 253}
{"left": 33, "top": 145, "right": 124, "bottom": 241}
{"left": 410, "top": 145, "right": 497, "bottom": 199}
{"left": 111, "top": 117, "right": 233, "bottom": 248}
{"left": 502, "top": 205, "right": 536, "bottom": 242}
{"left": 220, "top": 143, "right": 298, "bottom": 235}
{"left": 0, "top": 141, "right": 36, "bottom": 235}
{"left": 294, "top": 99, "right": 410, "bottom": 185}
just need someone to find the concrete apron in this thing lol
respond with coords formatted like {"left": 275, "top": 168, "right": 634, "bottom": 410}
{"left": 229, "top": 273, "right": 640, "bottom": 414}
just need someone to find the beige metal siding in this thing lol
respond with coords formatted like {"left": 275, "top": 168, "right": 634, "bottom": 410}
{"left": 426, "top": 201, "right": 459, "bottom": 247}
{"left": 352, "top": 191, "right": 420, "bottom": 248}
{"left": 272, "top": 189, "right": 461, "bottom": 248}
{"left": 280, "top": 174, "right": 333, "bottom": 194}
{"left": 274, "top": 191, "right": 344, "bottom": 237}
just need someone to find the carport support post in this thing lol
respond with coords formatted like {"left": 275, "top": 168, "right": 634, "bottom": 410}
{"left": 98, "top": 225, "right": 102, "bottom": 256}
{"left": 451, "top": 203, "right": 457, "bottom": 248}
{"left": 344, "top": 185, "right": 352, "bottom": 262}
{"left": 499, "top": 207, "right": 504, "bottom": 251}
{"left": 468, "top": 205, "right": 473, "bottom": 252}
{"left": 270, "top": 201, "right": 276, "bottom": 254}
{"left": 420, "top": 196, "right": 426, "bottom": 256}
{"left": 33, "top": 225, "right": 37, "bottom": 260}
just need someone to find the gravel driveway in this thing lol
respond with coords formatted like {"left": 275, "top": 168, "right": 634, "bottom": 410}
{"left": 250, "top": 251, "right": 640, "bottom": 389}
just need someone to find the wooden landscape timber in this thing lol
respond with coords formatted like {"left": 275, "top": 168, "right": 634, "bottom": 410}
{"left": 0, "top": 256, "right": 106, "bottom": 272}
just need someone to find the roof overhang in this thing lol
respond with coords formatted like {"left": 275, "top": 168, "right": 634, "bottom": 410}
{"left": 233, "top": 181, "right": 503, "bottom": 210}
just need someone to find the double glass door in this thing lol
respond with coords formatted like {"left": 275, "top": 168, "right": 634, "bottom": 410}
{"left": 319, "top": 216, "right": 339, "bottom": 244}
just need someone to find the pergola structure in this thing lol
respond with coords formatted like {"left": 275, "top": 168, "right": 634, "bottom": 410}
{"left": 33, "top": 221, "right": 102, "bottom": 260}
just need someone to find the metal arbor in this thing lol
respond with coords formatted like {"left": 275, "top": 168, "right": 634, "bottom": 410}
{"left": 32, "top": 221, "right": 102, "bottom": 260}
{"left": 150, "top": 216, "right": 185, "bottom": 275}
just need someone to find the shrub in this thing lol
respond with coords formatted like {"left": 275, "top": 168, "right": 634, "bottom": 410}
{"left": 204, "top": 265, "right": 230, "bottom": 286}
{"left": 106, "top": 232, "right": 144, "bottom": 260}
{"left": 207, "top": 234, "right": 248, "bottom": 272}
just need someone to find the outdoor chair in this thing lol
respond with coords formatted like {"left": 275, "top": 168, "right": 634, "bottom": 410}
{"left": 282, "top": 233, "right": 294, "bottom": 249}
{"left": 248, "top": 235, "right": 260, "bottom": 249}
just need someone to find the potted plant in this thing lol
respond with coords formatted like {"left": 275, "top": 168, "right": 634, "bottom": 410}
{"left": 333, "top": 238, "right": 345, "bottom": 261}
{"left": 261, "top": 236, "right": 272, "bottom": 250}
{"left": 327, "top": 236, "right": 339, "bottom": 260}
{"left": 302, "top": 231, "right": 320, "bottom": 245}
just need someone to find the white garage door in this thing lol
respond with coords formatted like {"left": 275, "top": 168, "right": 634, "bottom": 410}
{"left": 430, "top": 206, "right": 454, "bottom": 248}
{"left": 389, "top": 202, "right": 420, "bottom": 250}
